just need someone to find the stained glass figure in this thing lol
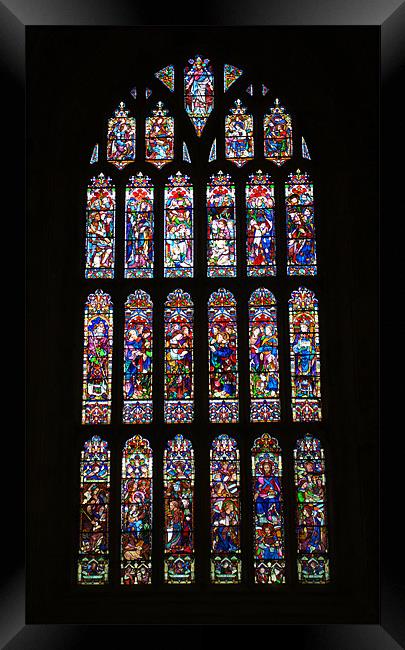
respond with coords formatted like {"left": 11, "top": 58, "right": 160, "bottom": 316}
{"left": 107, "top": 101, "right": 136, "bottom": 170}
{"left": 294, "top": 435, "right": 329, "bottom": 583}
{"left": 123, "top": 291, "right": 153, "bottom": 424}
{"left": 164, "top": 435, "right": 195, "bottom": 583}
{"left": 82, "top": 290, "right": 113, "bottom": 425}
{"left": 210, "top": 435, "right": 241, "bottom": 583}
{"left": 164, "top": 289, "right": 194, "bottom": 423}
{"left": 145, "top": 102, "right": 174, "bottom": 169}
{"left": 78, "top": 436, "right": 110, "bottom": 585}
{"left": 262, "top": 84, "right": 269, "bottom": 96}
{"left": 145, "top": 88, "right": 152, "bottom": 99}
{"left": 289, "top": 287, "right": 322, "bottom": 421}
{"left": 252, "top": 434, "right": 285, "bottom": 583}
{"left": 224, "top": 64, "right": 243, "bottom": 92}
{"left": 184, "top": 55, "right": 214, "bottom": 136}
{"left": 208, "top": 139, "right": 217, "bottom": 162}
{"left": 246, "top": 170, "right": 276, "bottom": 277}
{"left": 207, "top": 172, "right": 236, "bottom": 278}
{"left": 90, "top": 144, "right": 98, "bottom": 164}
{"left": 85, "top": 173, "right": 115, "bottom": 279}
{"left": 246, "top": 84, "right": 253, "bottom": 96}
{"left": 130, "top": 87, "right": 137, "bottom": 99}
{"left": 286, "top": 170, "right": 317, "bottom": 275}
{"left": 183, "top": 142, "right": 191, "bottom": 163}
{"left": 264, "top": 98, "right": 292, "bottom": 166}
{"left": 225, "top": 99, "right": 254, "bottom": 167}
{"left": 164, "top": 172, "right": 193, "bottom": 278}
{"left": 124, "top": 173, "right": 154, "bottom": 279}
{"left": 155, "top": 64, "right": 175, "bottom": 92}
{"left": 121, "top": 435, "right": 153, "bottom": 584}
{"left": 208, "top": 288, "right": 239, "bottom": 423}
{"left": 302, "top": 137, "right": 311, "bottom": 160}
{"left": 249, "top": 289, "right": 280, "bottom": 422}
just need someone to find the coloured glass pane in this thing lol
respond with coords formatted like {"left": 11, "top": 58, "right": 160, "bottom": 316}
{"left": 85, "top": 173, "right": 115, "bottom": 279}
{"left": 155, "top": 64, "right": 175, "bottom": 92}
{"left": 225, "top": 99, "right": 254, "bottom": 167}
{"left": 164, "top": 172, "right": 193, "bottom": 278}
{"left": 164, "top": 435, "right": 195, "bottom": 583}
{"left": 90, "top": 144, "right": 98, "bottom": 164}
{"left": 183, "top": 142, "right": 191, "bottom": 163}
{"left": 289, "top": 288, "right": 322, "bottom": 421}
{"left": 294, "top": 435, "right": 329, "bottom": 583}
{"left": 121, "top": 436, "right": 153, "bottom": 584}
{"left": 208, "top": 288, "right": 239, "bottom": 423}
{"left": 286, "top": 170, "right": 317, "bottom": 275}
{"left": 184, "top": 55, "right": 214, "bottom": 136}
{"left": 125, "top": 173, "right": 154, "bottom": 279}
{"left": 246, "top": 170, "right": 276, "bottom": 276}
{"left": 78, "top": 436, "right": 110, "bottom": 585}
{"left": 264, "top": 98, "right": 292, "bottom": 165}
{"left": 82, "top": 290, "right": 113, "bottom": 425}
{"left": 208, "top": 139, "right": 217, "bottom": 162}
{"left": 207, "top": 172, "right": 236, "bottom": 277}
{"left": 164, "top": 289, "right": 194, "bottom": 423}
{"left": 224, "top": 64, "right": 243, "bottom": 91}
{"left": 107, "top": 101, "right": 136, "bottom": 169}
{"left": 302, "top": 137, "right": 311, "bottom": 160}
{"left": 252, "top": 434, "right": 285, "bottom": 583}
{"left": 210, "top": 435, "right": 241, "bottom": 583}
{"left": 145, "top": 102, "right": 174, "bottom": 169}
{"left": 249, "top": 288, "right": 280, "bottom": 422}
{"left": 123, "top": 291, "right": 153, "bottom": 424}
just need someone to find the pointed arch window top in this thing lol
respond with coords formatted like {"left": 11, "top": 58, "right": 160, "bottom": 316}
{"left": 165, "top": 287, "right": 193, "bottom": 309}
{"left": 225, "top": 99, "right": 254, "bottom": 167}
{"left": 107, "top": 101, "right": 136, "bottom": 170}
{"left": 184, "top": 55, "right": 214, "bottom": 137}
{"left": 208, "top": 286, "right": 236, "bottom": 309}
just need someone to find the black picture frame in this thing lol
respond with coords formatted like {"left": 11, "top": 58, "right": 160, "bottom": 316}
{"left": 1, "top": 0, "right": 401, "bottom": 647}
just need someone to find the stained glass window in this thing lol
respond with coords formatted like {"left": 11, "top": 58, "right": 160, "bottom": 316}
{"left": 164, "top": 172, "right": 193, "bottom": 278}
{"left": 164, "top": 435, "right": 195, "bottom": 583}
{"left": 252, "top": 434, "right": 285, "bottom": 583}
{"left": 246, "top": 170, "right": 276, "bottom": 277}
{"left": 225, "top": 99, "right": 254, "bottom": 166}
{"left": 302, "top": 137, "right": 311, "bottom": 160}
{"left": 145, "top": 102, "right": 174, "bottom": 169}
{"left": 294, "top": 435, "right": 329, "bottom": 583}
{"left": 289, "top": 287, "right": 322, "bottom": 421}
{"left": 184, "top": 55, "right": 214, "bottom": 136}
{"left": 210, "top": 435, "right": 241, "bottom": 583}
{"left": 207, "top": 172, "right": 236, "bottom": 277}
{"left": 224, "top": 64, "right": 243, "bottom": 91}
{"left": 90, "top": 144, "right": 98, "bottom": 164}
{"left": 246, "top": 84, "right": 253, "bottom": 96}
{"left": 286, "top": 170, "right": 317, "bottom": 275}
{"left": 208, "top": 288, "right": 239, "bottom": 423}
{"left": 264, "top": 98, "right": 292, "bottom": 165}
{"left": 130, "top": 86, "right": 137, "bottom": 99}
{"left": 208, "top": 139, "right": 216, "bottom": 162}
{"left": 164, "top": 289, "right": 194, "bottom": 423}
{"left": 121, "top": 435, "right": 153, "bottom": 584}
{"left": 155, "top": 64, "right": 175, "bottom": 92}
{"left": 78, "top": 436, "right": 110, "bottom": 585}
{"left": 262, "top": 84, "right": 269, "bottom": 96}
{"left": 249, "top": 288, "right": 280, "bottom": 422}
{"left": 124, "top": 173, "right": 154, "bottom": 279}
{"left": 82, "top": 290, "right": 113, "bottom": 425}
{"left": 85, "top": 173, "right": 115, "bottom": 279}
{"left": 123, "top": 291, "right": 153, "bottom": 424}
{"left": 183, "top": 142, "right": 191, "bottom": 163}
{"left": 145, "top": 88, "right": 152, "bottom": 99}
{"left": 107, "top": 101, "right": 136, "bottom": 169}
